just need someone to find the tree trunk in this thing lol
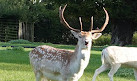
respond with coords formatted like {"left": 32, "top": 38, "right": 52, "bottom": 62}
{"left": 18, "top": 21, "right": 34, "bottom": 42}
{"left": 111, "top": 19, "right": 134, "bottom": 46}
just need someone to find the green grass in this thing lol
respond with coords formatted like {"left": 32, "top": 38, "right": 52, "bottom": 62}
{"left": 0, "top": 42, "right": 135, "bottom": 81}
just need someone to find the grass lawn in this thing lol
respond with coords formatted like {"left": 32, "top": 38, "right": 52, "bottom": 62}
{"left": 0, "top": 42, "right": 135, "bottom": 81}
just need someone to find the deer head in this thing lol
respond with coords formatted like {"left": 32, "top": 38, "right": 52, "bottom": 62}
{"left": 59, "top": 4, "right": 109, "bottom": 49}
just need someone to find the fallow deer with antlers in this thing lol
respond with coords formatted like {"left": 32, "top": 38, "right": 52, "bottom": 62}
{"left": 29, "top": 4, "right": 109, "bottom": 81}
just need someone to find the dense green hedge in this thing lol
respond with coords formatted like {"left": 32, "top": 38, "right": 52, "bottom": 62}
{"left": 132, "top": 32, "right": 137, "bottom": 45}
{"left": 6, "top": 32, "right": 137, "bottom": 46}
{"left": 7, "top": 34, "right": 111, "bottom": 46}
{"left": 93, "top": 34, "right": 111, "bottom": 46}
{"left": 92, "top": 32, "right": 137, "bottom": 46}
{"left": 8, "top": 39, "right": 31, "bottom": 44}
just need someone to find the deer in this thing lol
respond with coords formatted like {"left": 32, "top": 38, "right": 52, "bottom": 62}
{"left": 92, "top": 46, "right": 137, "bottom": 81}
{"left": 29, "top": 4, "right": 109, "bottom": 81}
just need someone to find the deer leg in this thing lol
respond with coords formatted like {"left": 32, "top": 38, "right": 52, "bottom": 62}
{"left": 41, "top": 78, "right": 51, "bottom": 81}
{"left": 92, "top": 64, "right": 110, "bottom": 81}
{"left": 108, "top": 64, "right": 121, "bottom": 81}
{"left": 35, "top": 71, "right": 42, "bottom": 81}
{"left": 62, "top": 78, "right": 68, "bottom": 81}
{"left": 134, "top": 69, "right": 137, "bottom": 81}
{"left": 61, "top": 75, "right": 68, "bottom": 81}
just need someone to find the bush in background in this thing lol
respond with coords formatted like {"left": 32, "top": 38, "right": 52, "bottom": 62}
{"left": 5, "top": 46, "right": 24, "bottom": 51}
{"left": 12, "top": 46, "right": 24, "bottom": 51}
{"left": 132, "top": 32, "right": 137, "bottom": 45}
{"left": 7, "top": 35, "right": 111, "bottom": 46}
{"left": 6, "top": 46, "right": 13, "bottom": 50}
{"left": 5, "top": 32, "right": 137, "bottom": 46}
{"left": 93, "top": 34, "right": 111, "bottom": 46}
{"left": 8, "top": 39, "right": 31, "bottom": 44}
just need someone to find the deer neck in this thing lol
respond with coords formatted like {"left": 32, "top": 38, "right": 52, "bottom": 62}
{"left": 69, "top": 43, "right": 91, "bottom": 77}
{"left": 72, "top": 42, "right": 91, "bottom": 68}
{"left": 74, "top": 43, "right": 91, "bottom": 60}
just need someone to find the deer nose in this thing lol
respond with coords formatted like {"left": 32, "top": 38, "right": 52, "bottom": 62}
{"left": 85, "top": 41, "right": 89, "bottom": 45}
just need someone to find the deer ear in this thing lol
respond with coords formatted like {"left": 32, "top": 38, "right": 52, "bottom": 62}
{"left": 71, "top": 30, "right": 79, "bottom": 38}
{"left": 92, "top": 33, "right": 102, "bottom": 40}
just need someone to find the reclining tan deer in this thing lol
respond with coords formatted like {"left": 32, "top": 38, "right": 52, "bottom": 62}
{"left": 29, "top": 4, "right": 109, "bottom": 81}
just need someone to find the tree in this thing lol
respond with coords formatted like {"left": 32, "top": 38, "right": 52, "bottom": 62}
{"left": 1, "top": 0, "right": 136, "bottom": 45}
{"left": 44, "top": 0, "right": 137, "bottom": 45}
{"left": 104, "top": 0, "right": 137, "bottom": 46}
{"left": 0, "top": 0, "right": 47, "bottom": 42}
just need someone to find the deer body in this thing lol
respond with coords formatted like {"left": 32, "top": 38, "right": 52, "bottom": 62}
{"left": 29, "top": 4, "right": 109, "bottom": 81}
{"left": 29, "top": 31, "right": 96, "bottom": 81}
{"left": 92, "top": 46, "right": 137, "bottom": 81}
{"left": 29, "top": 42, "right": 91, "bottom": 81}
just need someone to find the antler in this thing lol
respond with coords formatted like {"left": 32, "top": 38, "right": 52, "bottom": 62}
{"left": 59, "top": 4, "right": 80, "bottom": 32}
{"left": 90, "top": 16, "right": 93, "bottom": 31}
{"left": 79, "top": 17, "right": 83, "bottom": 31}
{"left": 59, "top": 5, "right": 109, "bottom": 33}
{"left": 91, "top": 7, "right": 109, "bottom": 33}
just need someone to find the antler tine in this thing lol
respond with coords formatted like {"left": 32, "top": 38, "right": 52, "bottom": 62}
{"left": 59, "top": 4, "right": 80, "bottom": 32}
{"left": 90, "top": 16, "right": 93, "bottom": 31}
{"left": 79, "top": 17, "right": 83, "bottom": 31}
{"left": 91, "top": 7, "right": 109, "bottom": 33}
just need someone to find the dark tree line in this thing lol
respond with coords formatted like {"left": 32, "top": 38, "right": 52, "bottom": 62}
{"left": 0, "top": 0, "right": 137, "bottom": 45}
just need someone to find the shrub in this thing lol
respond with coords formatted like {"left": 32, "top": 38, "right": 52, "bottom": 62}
{"left": 132, "top": 32, "right": 137, "bottom": 45}
{"left": 8, "top": 39, "right": 31, "bottom": 44}
{"left": 93, "top": 34, "right": 111, "bottom": 46}
{"left": 12, "top": 46, "right": 24, "bottom": 51}
{"left": 5, "top": 46, "right": 24, "bottom": 51}
{"left": 6, "top": 46, "right": 13, "bottom": 50}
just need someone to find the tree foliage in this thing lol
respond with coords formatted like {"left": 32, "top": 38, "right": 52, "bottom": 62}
{"left": 0, "top": 0, "right": 137, "bottom": 45}
{"left": 0, "top": 0, "right": 48, "bottom": 22}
